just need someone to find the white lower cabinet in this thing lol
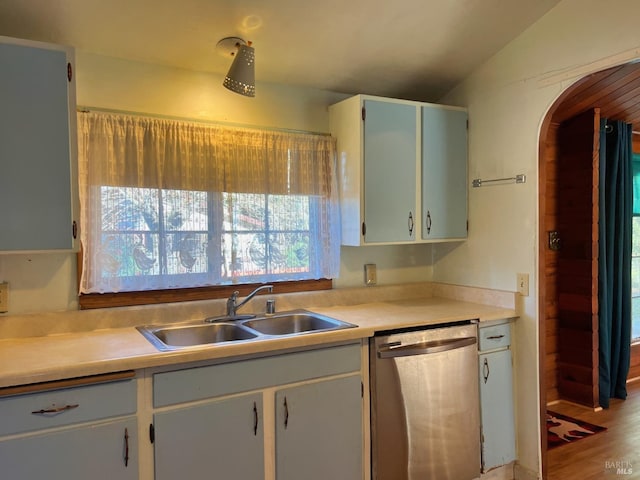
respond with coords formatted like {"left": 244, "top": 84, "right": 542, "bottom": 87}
{"left": 275, "top": 376, "right": 362, "bottom": 480}
{"left": 150, "top": 343, "right": 364, "bottom": 480}
{"left": 0, "top": 418, "right": 137, "bottom": 479}
{"left": 0, "top": 377, "right": 138, "bottom": 480}
{"left": 478, "top": 322, "right": 516, "bottom": 472}
{"left": 154, "top": 393, "right": 264, "bottom": 480}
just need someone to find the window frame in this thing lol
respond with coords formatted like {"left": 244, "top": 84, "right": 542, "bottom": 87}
{"left": 78, "top": 270, "right": 332, "bottom": 310}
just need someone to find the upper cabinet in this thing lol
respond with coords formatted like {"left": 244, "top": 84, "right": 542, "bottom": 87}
{"left": 362, "top": 99, "right": 418, "bottom": 243}
{"left": 421, "top": 105, "right": 468, "bottom": 240}
{"left": 0, "top": 36, "right": 79, "bottom": 252}
{"left": 329, "top": 94, "right": 467, "bottom": 246}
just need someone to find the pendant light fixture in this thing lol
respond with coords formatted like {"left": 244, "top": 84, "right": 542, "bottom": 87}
{"left": 217, "top": 37, "right": 255, "bottom": 97}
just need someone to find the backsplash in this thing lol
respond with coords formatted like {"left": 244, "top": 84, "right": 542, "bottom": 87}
{"left": 0, "top": 282, "right": 515, "bottom": 340}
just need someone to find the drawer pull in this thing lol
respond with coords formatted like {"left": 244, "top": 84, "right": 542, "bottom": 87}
{"left": 486, "top": 334, "right": 505, "bottom": 340}
{"left": 253, "top": 401, "right": 258, "bottom": 436}
{"left": 284, "top": 396, "right": 289, "bottom": 429}
{"left": 124, "top": 428, "right": 129, "bottom": 467}
{"left": 31, "top": 404, "right": 79, "bottom": 415}
{"left": 483, "top": 358, "right": 490, "bottom": 384}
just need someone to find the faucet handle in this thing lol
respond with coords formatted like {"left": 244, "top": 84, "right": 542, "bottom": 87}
{"left": 266, "top": 299, "right": 276, "bottom": 315}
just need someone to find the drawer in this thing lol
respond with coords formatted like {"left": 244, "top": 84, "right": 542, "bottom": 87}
{"left": 154, "top": 342, "right": 361, "bottom": 407}
{"left": 479, "top": 323, "right": 511, "bottom": 351}
{"left": 0, "top": 379, "right": 136, "bottom": 436}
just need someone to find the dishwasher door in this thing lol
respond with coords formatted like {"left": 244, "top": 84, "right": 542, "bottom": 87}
{"left": 370, "top": 323, "right": 480, "bottom": 480}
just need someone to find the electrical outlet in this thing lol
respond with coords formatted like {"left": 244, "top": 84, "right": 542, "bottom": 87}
{"left": 364, "top": 264, "right": 377, "bottom": 285}
{"left": 517, "top": 273, "right": 529, "bottom": 296}
{"left": 0, "top": 282, "right": 8, "bottom": 313}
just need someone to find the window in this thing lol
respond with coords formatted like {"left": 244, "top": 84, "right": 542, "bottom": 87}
{"left": 632, "top": 153, "right": 640, "bottom": 341}
{"left": 632, "top": 217, "right": 640, "bottom": 341}
{"left": 78, "top": 112, "right": 340, "bottom": 296}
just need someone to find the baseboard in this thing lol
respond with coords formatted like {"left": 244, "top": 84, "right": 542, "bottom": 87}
{"left": 546, "top": 398, "right": 603, "bottom": 412}
{"left": 514, "top": 463, "right": 540, "bottom": 480}
{"left": 481, "top": 463, "right": 515, "bottom": 480}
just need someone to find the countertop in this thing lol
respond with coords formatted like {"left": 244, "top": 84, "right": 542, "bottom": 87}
{"left": 0, "top": 292, "right": 517, "bottom": 389}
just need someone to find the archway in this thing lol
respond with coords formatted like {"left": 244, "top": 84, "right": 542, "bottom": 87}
{"left": 538, "top": 61, "right": 640, "bottom": 477}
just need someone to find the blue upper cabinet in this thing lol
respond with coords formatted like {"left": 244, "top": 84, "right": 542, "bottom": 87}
{"left": 421, "top": 105, "right": 468, "bottom": 240}
{"left": 0, "top": 36, "right": 78, "bottom": 252}
{"left": 363, "top": 99, "right": 418, "bottom": 243}
{"left": 329, "top": 94, "right": 468, "bottom": 246}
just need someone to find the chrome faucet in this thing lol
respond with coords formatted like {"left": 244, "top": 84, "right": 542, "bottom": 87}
{"left": 226, "top": 285, "right": 273, "bottom": 317}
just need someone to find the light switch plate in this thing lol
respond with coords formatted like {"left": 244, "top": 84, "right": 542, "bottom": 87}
{"left": 0, "top": 282, "right": 8, "bottom": 313}
{"left": 517, "top": 273, "right": 529, "bottom": 296}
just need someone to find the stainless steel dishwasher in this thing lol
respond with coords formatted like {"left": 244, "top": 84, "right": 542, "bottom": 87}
{"left": 369, "top": 321, "right": 480, "bottom": 480}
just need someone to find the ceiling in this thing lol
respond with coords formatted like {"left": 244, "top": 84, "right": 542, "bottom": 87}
{"left": 0, "top": 0, "right": 562, "bottom": 101}
{"left": 552, "top": 62, "right": 640, "bottom": 130}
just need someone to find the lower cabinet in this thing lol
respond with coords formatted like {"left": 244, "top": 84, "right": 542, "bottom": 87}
{"left": 0, "top": 376, "right": 138, "bottom": 480}
{"left": 478, "top": 322, "right": 516, "bottom": 472}
{"left": 275, "top": 376, "right": 362, "bottom": 480}
{"left": 0, "top": 418, "right": 137, "bottom": 480}
{"left": 150, "top": 343, "right": 363, "bottom": 480}
{"left": 154, "top": 393, "right": 264, "bottom": 480}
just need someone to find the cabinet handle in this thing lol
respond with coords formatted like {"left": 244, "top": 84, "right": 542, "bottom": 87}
{"left": 124, "top": 428, "right": 129, "bottom": 467}
{"left": 426, "top": 211, "right": 432, "bottom": 235}
{"left": 486, "top": 334, "right": 505, "bottom": 340}
{"left": 31, "top": 404, "right": 79, "bottom": 415}
{"left": 284, "top": 396, "right": 289, "bottom": 429}
{"left": 408, "top": 212, "right": 414, "bottom": 236}
{"left": 253, "top": 401, "right": 258, "bottom": 436}
{"left": 483, "top": 358, "right": 490, "bottom": 384}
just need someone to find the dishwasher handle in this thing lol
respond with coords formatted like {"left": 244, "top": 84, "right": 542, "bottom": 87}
{"left": 377, "top": 336, "right": 476, "bottom": 358}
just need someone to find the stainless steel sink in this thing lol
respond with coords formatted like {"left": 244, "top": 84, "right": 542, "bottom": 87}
{"left": 242, "top": 311, "right": 356, "bottom": 336}
{"left": 137, "top": 310, "right": 357, "bottom": 351}
{"left": 137, "top": 322, "right": 258, "bottom": 351}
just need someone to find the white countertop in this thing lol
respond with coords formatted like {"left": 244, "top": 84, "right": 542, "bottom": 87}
{"left": 0, "top": 294, "right": 517, "bottom": 389}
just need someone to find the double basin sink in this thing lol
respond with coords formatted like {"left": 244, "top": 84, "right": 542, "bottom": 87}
{"left": 137, "top": 309, "right": 357, "bottom": 351}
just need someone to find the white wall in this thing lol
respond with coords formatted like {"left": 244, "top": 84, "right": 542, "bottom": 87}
{"left": 0, "top": 53, "right": 434, "bottom": 315}
{"left": 437, "top": 0, "right": 640, "bottom": 476}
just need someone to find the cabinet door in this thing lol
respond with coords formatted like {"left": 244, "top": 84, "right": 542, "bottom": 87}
{"left": 0, "top": 38, "right": 76, "bottom": 251}
{"left": 275, "top": 375, "right": 362, "bottom": 480}
{"left": 363, "top": 100, "right": 417, "bottom": 243}
{"left": 479, "top": 349, "right": 516, "bottom": 471}
{"left": 0, "top": 418, "right": 137, "bottom": 480}
{"left": 154, "top": 393, "right": 264, "bottom": 480}
{"left": 422, "top": 106, "right": 468, "bottom": 239}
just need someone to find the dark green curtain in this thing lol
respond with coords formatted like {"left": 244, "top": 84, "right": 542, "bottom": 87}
{"left": 598, "top": 119, "right": 632, "bottom": 408}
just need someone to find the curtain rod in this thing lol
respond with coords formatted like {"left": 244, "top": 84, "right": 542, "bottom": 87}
{"left": 77, "top": 106, "right": 332, "bottom": 137}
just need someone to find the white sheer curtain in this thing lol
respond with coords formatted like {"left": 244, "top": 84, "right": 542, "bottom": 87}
{"left": 77, "top": 111, "right": 340, "bottom": 293}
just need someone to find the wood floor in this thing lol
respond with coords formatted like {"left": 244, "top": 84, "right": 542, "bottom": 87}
{"left": 547, "top": 380, "right": 640, "bottom": 479}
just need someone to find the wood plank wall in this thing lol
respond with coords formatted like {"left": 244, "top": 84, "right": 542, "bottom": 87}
{"left": 558, "top": 110, "right": 600, "bottom": 407}
{"left": 544, "top": 122, "right": 561, "bottom": 403}
{"left": 545, "top": 110, "right": 600, "bottom": 408}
